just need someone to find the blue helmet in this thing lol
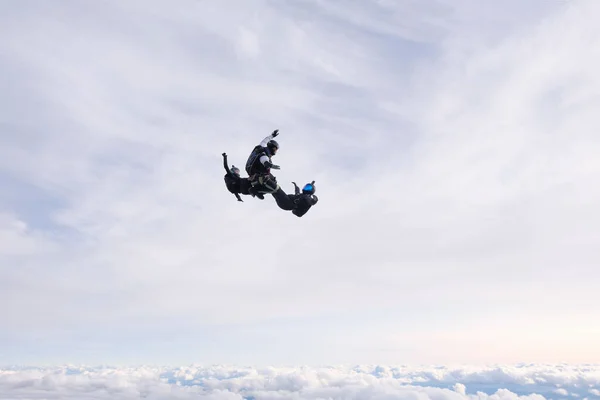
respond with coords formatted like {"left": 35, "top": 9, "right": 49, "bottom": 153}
{"left": 302, "top": 181, "right": 316, "bottom": 195}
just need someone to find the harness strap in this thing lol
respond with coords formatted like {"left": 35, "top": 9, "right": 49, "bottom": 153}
{"left": 250, "top": 174, "right": 279, "bottom": 194}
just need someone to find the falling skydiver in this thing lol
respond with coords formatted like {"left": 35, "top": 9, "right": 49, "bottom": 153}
{"left": 245, "top": 129, "right": 281, "bottom": 197}
{"left": 223, "top": 129, "right": 319, "bottom": 216}
{"left": 271, "top": 181, "right": 319, "bottom": 217}
{"left": 222, "top": 152, "right": 260, "bottom": 201}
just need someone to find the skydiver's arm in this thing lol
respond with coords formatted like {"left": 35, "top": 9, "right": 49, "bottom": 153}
{"left": 222, "top": 153, "right": 232, "bottom": 176}
{"left": 259, "top": 155, "right": 280, "bottom": 169}
{"left": 292, "top": 182, "right": 300, "bottom": 195}
{"left": 259, "top": 129, "right": 279, "bottom": 147}
{"left": 259, "top": 136, "right": 271, "bottom": 147}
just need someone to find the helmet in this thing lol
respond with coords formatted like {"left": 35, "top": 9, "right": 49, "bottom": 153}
{"left": 302, "top": 181, "right": 316, "bottom": 195}
{"left": 230, "top": 165, "right": 240, "bottom": 177}
{"left": 267, "top": 140, "right": 279, "bottom": 155}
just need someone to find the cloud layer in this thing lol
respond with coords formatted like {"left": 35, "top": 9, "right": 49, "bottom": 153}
{"left": 2, "top": 364, "right": 600, "bottom": 400}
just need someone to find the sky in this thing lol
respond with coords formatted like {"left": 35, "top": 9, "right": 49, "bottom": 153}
{"left": 1, "top": 0, "right": 600, "bottom": 368}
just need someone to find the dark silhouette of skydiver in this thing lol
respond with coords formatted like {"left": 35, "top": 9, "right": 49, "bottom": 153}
{"left": 271, "top": 181, "right": 319, "bottom": 217}
{"left": 222, "top": 152, "right": 259, "bottom": 201}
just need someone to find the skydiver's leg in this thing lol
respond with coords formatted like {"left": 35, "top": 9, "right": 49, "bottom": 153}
{"left": 247, "top": 176, "right": 265, "bottom": 199}
{"left": 247, "top": 185, "right": 264, "bottom": 199}
{"left": 271, "top": 188, "right": 295, "bottom": 210}
{"left": 255, "top": 174, "right": 279, "bottom": 194}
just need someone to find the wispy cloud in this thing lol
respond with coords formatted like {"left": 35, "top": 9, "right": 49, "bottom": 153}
{"left": 1, "top": 0, "right": 599, "bottom": 365}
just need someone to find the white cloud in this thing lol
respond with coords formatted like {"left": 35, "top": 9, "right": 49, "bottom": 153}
{"left": 1, "top": 364, "right": 599, "bottom": 400}
{"left": 455, "top": 383, "right": 467, "bottom": 395}
{"left": 553, "top": 388, "right": 569, "bottom": 396}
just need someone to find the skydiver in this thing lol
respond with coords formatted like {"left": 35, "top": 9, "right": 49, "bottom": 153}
{"left": 290, "top": 181, "right": 319, "bottom": 217}
{"left": 271, "top": 181, "right": 319, "bottom": 217}
{"left": 222, "top": 152, "right": 262, "bottom": 201}
{"left": 245, "top": 129, "right": 281, "bottom": 196}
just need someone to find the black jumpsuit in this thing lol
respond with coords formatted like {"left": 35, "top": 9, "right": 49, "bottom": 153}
{"left": 271, "top": 185, "right": 318, "bottom": 217}
{"left": 223, "top": 154, "right": 250, "bottom": 201}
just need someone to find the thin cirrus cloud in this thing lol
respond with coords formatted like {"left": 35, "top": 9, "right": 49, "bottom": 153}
{"left": 1, "top": 0, "right": 600, "bottom": 366}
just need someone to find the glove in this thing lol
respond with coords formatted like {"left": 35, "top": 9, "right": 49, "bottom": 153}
{"left": 222, "top": 152, "right": 227, "bottom": 157}
{"left": 272, "top": 129, "right": 279, "bottom": 137}
{"left": 270, "top": 164, "right": 280, "bottom": 170}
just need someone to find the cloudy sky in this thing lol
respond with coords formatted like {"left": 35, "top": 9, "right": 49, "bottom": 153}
{"left": 1, "top": 0, "right": 600, "bottom": 367}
